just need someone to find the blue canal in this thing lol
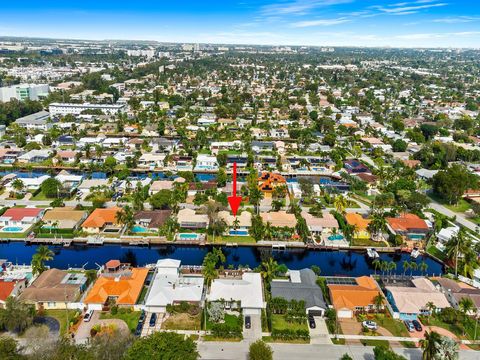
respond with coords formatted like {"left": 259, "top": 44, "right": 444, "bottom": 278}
{"left": 0, "top": 243, "right": 444, "bottom": 277}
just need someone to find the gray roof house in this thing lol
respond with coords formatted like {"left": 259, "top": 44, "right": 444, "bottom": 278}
{"left": 271, "top": 268, "right": 327, "bottom": 316}
{"left": 15, "top": 111, "right": 54, "bottom": 131}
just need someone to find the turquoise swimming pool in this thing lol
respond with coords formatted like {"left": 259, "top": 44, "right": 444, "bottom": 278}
{"left": 131, "top": 226, "right": 148, "bottom": 233}
{"left": 328, "top": 234, "right": 345, "bottom": 241}
{"left": 2, "top": 226, "right": 24, "bottom": 232}
{"left": 229, "top": 230, "right": 249, "bottom": 236}
{"left": 178, "top": 233, "right": 200, "bottom": 240}
{"left": 408, "top": 234, "right": 425, "bottom": 240}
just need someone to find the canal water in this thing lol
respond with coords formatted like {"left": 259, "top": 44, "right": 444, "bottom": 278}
{"left": 0, "top": 243, "right": 444, "bottom": 276}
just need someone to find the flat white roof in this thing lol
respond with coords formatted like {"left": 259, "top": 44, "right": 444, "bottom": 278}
{"left": 208, "top": 272, "right": 265, "bottom": 309}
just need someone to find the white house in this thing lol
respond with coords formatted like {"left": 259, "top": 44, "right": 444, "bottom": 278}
{"left": 144, "top": 259, "right": 204, "bottom": 313}
{"left": 194, "top": 154, "right": 218, "bottom": 171}
{"left": 208, "top": 272, "right": 266, "bottom": 315}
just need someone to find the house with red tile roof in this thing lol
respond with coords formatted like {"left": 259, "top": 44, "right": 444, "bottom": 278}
{"left": 257, "top": 172, "right": 287, "bottom": 198}
{"left": 0, "top": 279, "right": 26, "bottom": 308}
{"left": 0, "top": 207, "right": 44, "bottom": 227}
{"left": 386, "top": 213, "right": 429, "bottom": 240}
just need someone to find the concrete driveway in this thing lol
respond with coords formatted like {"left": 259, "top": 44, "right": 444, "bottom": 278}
{"left": 141, "top": 312, "right": 164, "bottom": 337}
{"left": 74, "top": 311, "right": 129, "bottom": 344}
{"left": 309, "top": 316, "right": 331, "bottom": 344}
{"left": 243, "top": 314, "right": 262, "bottom": 342}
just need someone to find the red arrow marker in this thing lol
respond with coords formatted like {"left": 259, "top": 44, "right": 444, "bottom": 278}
{"left": 227, "top": 162, "right": 242, "bottom": 216}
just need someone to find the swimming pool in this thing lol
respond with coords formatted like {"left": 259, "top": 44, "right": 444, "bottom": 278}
{"left": 408, "top": 234, "right": 425, "bottom": 240}
{"left": 328, "top": 234, "right": 345, "bottom": 241}
{"left": 229, "top": 230, "right": 249, "bottom": 236}
{"left": 2, "top": 226, "right": 24, "bottom": 233}
{"left": 131, "top": 226, "right": 148, "bottom": 233}
{"left": 177, "top": 233, "right": 200, "bottom": 240}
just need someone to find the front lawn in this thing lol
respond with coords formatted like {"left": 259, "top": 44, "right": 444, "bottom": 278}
{"left": 99, "top": 310, "right": 141, "bottom": 333}
{"left": 426, "top": 245, "right": 447, "bottom": 262}
{"left": 371, "top": 314, "right": 409, "bottom": 338}
{"left": 162, "top": 313, "right": 201, "bottom": 330}
{"left": 271, "top": 314, "right": 308, "bottom": 332}
{"left": 44, "top": 309, "right": 80, "bottom": 336}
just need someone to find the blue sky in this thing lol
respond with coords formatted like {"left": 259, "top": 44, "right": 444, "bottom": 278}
{"left": 1, "top": 0, "right": 480, "bottom": 47}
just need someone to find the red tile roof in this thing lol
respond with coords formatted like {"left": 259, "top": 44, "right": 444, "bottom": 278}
{"left": 387, "top": 213, "right": 428, "bottom": 232}
{"left": 2, "top": 208, "right": 42, "bottom": 221}
{"left": 0, "top": 280, "right": 16, "bottom": 301}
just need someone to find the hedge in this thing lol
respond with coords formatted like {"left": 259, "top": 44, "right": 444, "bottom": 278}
{"left": 271, "top": 328, "right": 310, "bottom": 341}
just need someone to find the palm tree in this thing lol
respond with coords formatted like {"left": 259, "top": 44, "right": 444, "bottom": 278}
{"left": 368, "top": 212, "right": 388, "bottom": 242}
{"left": 11, "top": 178, "right": 24, "bottom": 197}
{"left": 31, "top": 245, "right": 54, "bottom": 276}
{"left": 372, "top": 258, "right": 381, "bottom": 276}
{"left": 445, "top": 229, "right": 471, "bottom": 278}
{"left": 403, "top": 260, "right": 410, "bottom": 277}
{"left": 373, "top": 293, "right": 384, "bottom": 314}
{"left": 425, "top": 301, "right": 436, "bottom": 321}
{"left": 232, "top": 218, "right": 240, "bottom": 231}
{"left": 0, "top": 296, "right": 34, "bottom": 333}
{"left": 264, "top": 222, "right": 273, "bottom": 241}
{"left": 115, "top": 205, "right": 134, "bottom": 232}
{"left": 261, "top": 257, "right": 279, "bottom": 289}
{"left": 388, "top": 261, "right": 397, "bottom": 277}
{"left": 420, "top": 261, "right": 429, "bottom": 276}
{"left": 420, "top": 330, "right": 442, "bottom": 360}
{"left": 334, "top": 195, "right": 348, "bottom": 215}
{"left": 409, "top": 261, "right": 418, "bottom": 276}
{"left": 459, "top": 297, "right": 474, "bottom": 318}
{"left": 460, "top": 250, "right": 479, "bottom": 279}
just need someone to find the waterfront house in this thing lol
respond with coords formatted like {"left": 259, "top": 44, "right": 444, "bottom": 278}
{"left": 345, "top": 213, "right": 371, "bottom": 240}
{"left": 18, "top": 269, "right": 87, "bottom": 310}
{"left": 0, "top": 278, "right": 27, "bottom": 308}
{"left": 138, "top": 153, "right": 166, "bottom": 169}
{"left": 177, "top": 209, "right": 209, "bottom": 229}
{"left": 435, "top": 277, "right": 480, "bottom": 314}
{"left": 0, "top": 207, "right": 44, "bottom": 229}
{"left": 148, "top": 180, "right": 176, "bottom": 195}
{"left": 301, "top": 211, "right": 339, "bottom": 237}
{"left": 271, "top": 269, "right": 327, "bottom": 317}
{"left": 81, "top": 207, "right": 122, "bottom": 234}
{"left": 6, "top": 175, "right": 50, "bottom": 191}
{"left": 17, "top": 149, "right": 51, "bottom": 164}
{"left": 385, "top": 278, "right": 449, "bottom": 320}
{"left": 257, "top": 172, "right": 287, "bottom": 198}
{"left": 260, "top": 211, "right": 297, "bottom": 229}
{"left": 144, "top": 259, "right": 204, "bottom": 313}
{"left": 218, "top": 210, "right": 252, "bottom": 236}
{"left": 133, "top": 210, "right": 172, "bottom": 232}
{"left": 187, "top": 181, "right": 217, "bottom": 197}
{"left": 386, "top": 213, "right": 429, "bottom": 240}
{"left": 84, "top": 265, "right": 149, "bottom": 309}
{"left": 328, "top": 276, "right": 381, "bottom": 318}
{"left": 344, "top": 159, "right": 371, "bottom": 174}
{"left": 42, "top": 207, "right": 87, "bottom": 230}
{"left": 77, "top": 179, "right": 110, "bottom": 194}
{"left": 208, "top": 272, "right": 266, "bottom": 315}
{"left": 55, "top": 150, "right": 78, "bottom": 164}
{"left": 194, "top": 154, "right": 219, "bottom": 171}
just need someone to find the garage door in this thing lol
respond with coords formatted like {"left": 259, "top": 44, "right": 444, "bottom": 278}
{"left": 308, "top": 309, "right": 324, "bottom": 317}
{"left": 337, "top": 309, "right": 353, "bottom": 318}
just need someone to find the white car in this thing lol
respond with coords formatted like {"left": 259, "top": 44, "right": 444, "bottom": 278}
{"left": 362, "top": 320, "right": 378, "bottom": 330}
{"left": 83, "top": 309, "right": 94, "bottom": 322}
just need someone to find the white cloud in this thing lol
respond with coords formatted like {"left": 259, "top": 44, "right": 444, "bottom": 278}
{"left": 291, "top": 17, "right": 350, "bottom": 27}
{"left": 372, "top": 1, "right": 448, "bottom": 15}
{"left": 433, "top": 16, "right": 480, "bottom": 23}
{"left": 261, "top": 0, "right": 353, "bottom": 16}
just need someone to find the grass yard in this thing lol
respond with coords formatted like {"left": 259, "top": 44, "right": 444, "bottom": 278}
{"left": 163, "top": 313, "right": 201, "bottom": 330}
{"left": 206, "top": 313, "right": 243, "bottom": 330}
{"left": 372, "top": 314, "right": 409, "bottom": 338}
{"left": 352, "top": 238, "right": 387, "bottom": 247}
{"left": 99, "top": 311, "right": 141, "bottom": 333}
{"left": 426, "top": 245, "right": 447, "bottom": 262}
{"left": 262, "top": 336, "right": 309, "bottom": 344}
{"left": 44, "top": 309, "right": 79, "bottom": 336}
{"left": 271, "top": 314, "right": 308, "bottom": 332}
{"left": 210, "top": 235, "right": 256, "bottom": 244}
{"left": 361, "top": 339, "right": 389, "bottom": 347}
{"left": 429, "top": 193, "right": 472, "bottom": 213}
{"left": 0, "top": 231, "right": 28, "bottom": 239}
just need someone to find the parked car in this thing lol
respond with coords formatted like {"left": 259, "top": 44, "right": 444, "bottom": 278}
{"left": 139, "top": 310, "right": 146, "bottom": 324}
{"left": 149, "top": 313, "right": 157, "bottom": 327}
{"left": 83, "top": 310, "right": 94, "bottom": 322}
{"left": 245, "top": 315, "right": 251, "bottom": 329}
{"left": 404, "top": 320, "right": 415, "bottom": 332}
{"left": 308, "top": 316, "right": 316, "bottom": 329}
{"left": 134, "top": 322, "right": 143, "bottom": 336}
{"left": 362, "top": 320, "right": 378, "bottom": 330}
{"left": 412, "top": 319, "right": 423, "bottom": 332}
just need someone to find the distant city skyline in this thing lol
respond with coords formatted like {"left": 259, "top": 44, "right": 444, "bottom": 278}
{"left": 1, "top": 0, "right": 480, "bottom": 48}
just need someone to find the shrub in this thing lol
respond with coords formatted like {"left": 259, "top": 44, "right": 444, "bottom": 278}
{"left": 110, "top": 306, "right": 118, "bottom": 315}
{"left": 271, "top": 328, "right": 310, "bottom": 341}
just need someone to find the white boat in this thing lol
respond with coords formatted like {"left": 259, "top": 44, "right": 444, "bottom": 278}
{"left": 367, "top": 248, "right": 380, "bottom": 259}
{"left": 411, "top": 247, "right": 420, "bottom": 259}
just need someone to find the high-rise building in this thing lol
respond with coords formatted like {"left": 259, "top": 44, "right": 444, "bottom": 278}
{"left": 0, "top": 83, "right": 49, "bottom": 102}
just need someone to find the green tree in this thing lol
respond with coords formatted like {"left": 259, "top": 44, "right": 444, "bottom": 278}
{"left": 0, "top": 337, "right": 24, "bottom": 360}
{"left": 31, "top": 245, "right": 54, "bottom": 276}
{"left": 0, "top": 297, "right": 34, "bottom": 333}
{"left": 373, "top": 346, "right": 406, "bottom": 360}
{"left": 103, "top": 156, "right": 117, "bottom": 174}
{"left": 40, "top": 178, "right": 62, "bottom": 198}
{"left": 248, "top": 339, "right": 273, "bottom": 360}
{"left": 149, "top": 189, "right": 174, "bottom": 210}
{"left": 124, "top": 332, "right": 198, "bottom": 360}
{"left": 432, "top": 164, "right": 478, "bottom": 205}
{"left": 420, "top": 330, "right": 442, "bottom": 360}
